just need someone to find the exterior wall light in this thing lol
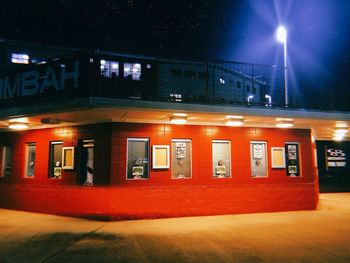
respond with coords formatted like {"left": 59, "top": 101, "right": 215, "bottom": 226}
{"left": 9, "top": 122, "right": 29, "bottom": 130}
{"left": 169, "top": 116, "right": 187, "bottom": 125}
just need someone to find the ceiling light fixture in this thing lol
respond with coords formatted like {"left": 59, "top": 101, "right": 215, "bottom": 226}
{"left": 169, "top": 116, "right": 187, "bottom": 125}
{"left": 334, "top": 128, "right": 348, "bottom": 134}
{"left": 9, "top": 122, "right": 29, "bottom": 130}
{"left": 276, "top": 119, "right": 294, "bottom": 128}
{"left": 226, "top": 116, "right": 244, "bottom": 126}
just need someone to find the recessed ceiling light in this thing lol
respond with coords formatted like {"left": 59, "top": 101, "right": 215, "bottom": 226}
{"left": 334, "top": 129, "right": 348, "bottom": 134}
{"left": 276, "top": 120, "right": 294, "bottom": 128}
{"left": 335, "top": 123, "right": 348, "bottom": 128}
{"left": 9, "top": 122, "right": 29, "bottom": 130}
{"left": 173, "top": 113, "right": 187, "bottom": 117}
{"left": 169, "top": 116, "right": 187, "bottom": 124}
{"left": 333, "top": 135, "right": 344, "bottom": 141}
{"left": 226, "top": 120, "right": 244, "bottom": 126}
{"left": 226, "top": 115, "right": 243, "bottom": 119}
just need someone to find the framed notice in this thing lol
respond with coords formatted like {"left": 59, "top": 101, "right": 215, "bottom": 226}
{"left": 176, "top": 142, "right": 186, "bottom": 159}
{"left": 253, "top": 144, "right": 263, "bottom": 159}
{"left": 62, "top": 146, "right": 74, "bottom": 170}
{"left": 271, "top": 147, "right": 286, "bottom": 168}
{"left": 152, "top": 145, "right": 170, "bottom": 169}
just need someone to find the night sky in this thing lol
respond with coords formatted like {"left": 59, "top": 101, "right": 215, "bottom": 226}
{"left": 1, "top": 0, "right": 350, "bottom": 108}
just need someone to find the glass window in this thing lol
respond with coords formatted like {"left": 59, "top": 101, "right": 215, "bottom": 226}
{"left": 250, "top": 141, "right": 268, "bottom": 177}
{"left": 25, "top": 143, "right": 36, "bottom": 177}
{"left": 0, "top": 145, "right": 12, "bottom": 177}
{"left": 11, "top": 53, "right": 29, "bottom": 64}
{"left": 100, "top": 60, "right": 119, "bottom": 78}
{"left": 171, "top": 139, "right": 192, "bottom": 179}
{"left": 212, "top": 140, "right": 231, "bottom": 178}
{"left": 49, "top": 141, "right": 63, "bottom": 179}
{"left": 124, "top": 63, "right": 141, "bottom": 80}
{"left": 237, "top": 81, "right": 241, "bottom": 89}
{"left": 127, "top": 138, "right": 149, "bottom": 180}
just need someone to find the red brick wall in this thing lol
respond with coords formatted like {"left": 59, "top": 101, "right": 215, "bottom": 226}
{"left": 0, "top": 122, "right": 319, "bottom": 220}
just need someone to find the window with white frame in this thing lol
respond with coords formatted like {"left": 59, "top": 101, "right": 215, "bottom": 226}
{"left": 171, "top": 139, "right": 192, "bottom": 179}
{"left": 212, "top": 140, "right": 231, "bottom": 178}
{"left": 127, "top": 138, "right": 149, "bottom": 180}
{"left": 49, "top": 141, "right": 63, "bottom": 179}
{"left": 25, "top": 143, "right": 36, "bottom": 177}
{"left": 11, "top": 53, "right": 29, "bottom": 64}
{"left": 100, "top": 60, "right": 119, "bottom": 78}
{"left": 0, "top": 145, "right": 12, "bottom": 177}
{"left": 124, "top": 63, "right": 141, "bottom": 80}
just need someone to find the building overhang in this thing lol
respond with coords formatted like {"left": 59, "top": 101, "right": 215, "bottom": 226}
{"left": 0, "top": 97, "right": 349, "bottom": 141}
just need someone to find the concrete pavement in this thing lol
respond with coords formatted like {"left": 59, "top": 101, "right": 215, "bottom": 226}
{"left": 0, "top": 193, "right": 350, "bottom": 262}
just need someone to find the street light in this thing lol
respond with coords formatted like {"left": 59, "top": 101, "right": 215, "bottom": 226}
{"left": 276, "top": 25, "right": 288, "bottom": 107}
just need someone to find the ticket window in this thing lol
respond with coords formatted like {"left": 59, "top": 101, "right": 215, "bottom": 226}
{"left": 212, "top": 140, "right": 231, "bottom": 178}
{"left": 171, "top": 139, "right": 192, "bottom": 179}
{"left": 78, "top": 139, "right": 95, "bottom": 185}
{"left": 25, "top": 143, "right": 36, "bottom": 177}
{"left": 0, "top": 145, "right": 12, "bottom": 177}
{"left": 127, "top": 138, "right": 149, "bottom": 180}
{"left": 250, "top": 141, "right": 268, "bottom": 177}
{"left": 49, "top": 141, "right": 63, "bottom": 179}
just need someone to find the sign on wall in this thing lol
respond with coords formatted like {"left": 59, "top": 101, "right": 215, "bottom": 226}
{"left": 0, "top": 60, "right": 80, "bottom": 101}
{"left": 326, "top": 147, "right": 347, "bottom": 170}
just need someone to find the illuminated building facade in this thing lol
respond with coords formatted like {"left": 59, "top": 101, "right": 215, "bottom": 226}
{"left": 0, "top": 39, "right": 348, "bottom": 219}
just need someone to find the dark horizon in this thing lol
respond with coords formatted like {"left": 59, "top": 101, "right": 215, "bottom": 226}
{"left": 1, "top": 0, "right": 350, "bottom": 108}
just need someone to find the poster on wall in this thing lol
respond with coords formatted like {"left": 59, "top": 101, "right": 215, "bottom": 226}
{"left": 176, "top": 142, "right": 186, "bottom": 159}
{"left": 287, "top": 145, "right": 297, "bottom": 160}
{"left": 253, "top": 144, "right": 263, "bottom": 159}
{"left": 285, "top": 143, "right": 300, "bottom": 176}
{"left": 326, "top": 146, "right": 347, "bottom": 170}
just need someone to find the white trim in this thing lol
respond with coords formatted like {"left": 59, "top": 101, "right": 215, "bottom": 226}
{"left": 51, "top": 141, "right": 63, "bottom": 145}
{"left": 152, "top": 145, "right": 170, "bottom": 169}
{"left": 212, "top": 139, "right": 231, "bottom": 143}
{"left": 171, "top": 139, "right": 191, "bottom": 142}
{"left": 62, "top": 146, "right": 75, "bottom": 170}
{"left": 127, "top": 138, "right": 149, "bottom": 142}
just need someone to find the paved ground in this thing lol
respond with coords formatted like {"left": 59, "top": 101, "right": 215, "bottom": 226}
{"left": 0, "top": 193, "right": 350, "bottom": 263}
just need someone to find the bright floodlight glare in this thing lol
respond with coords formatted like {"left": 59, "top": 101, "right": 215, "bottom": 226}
{"left": 276, "top": 26, "right": 287, "bottom": 43}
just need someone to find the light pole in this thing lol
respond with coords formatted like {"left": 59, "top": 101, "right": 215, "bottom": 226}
{"left": 276, "top": 25, "right": 288, "bottom": 107}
